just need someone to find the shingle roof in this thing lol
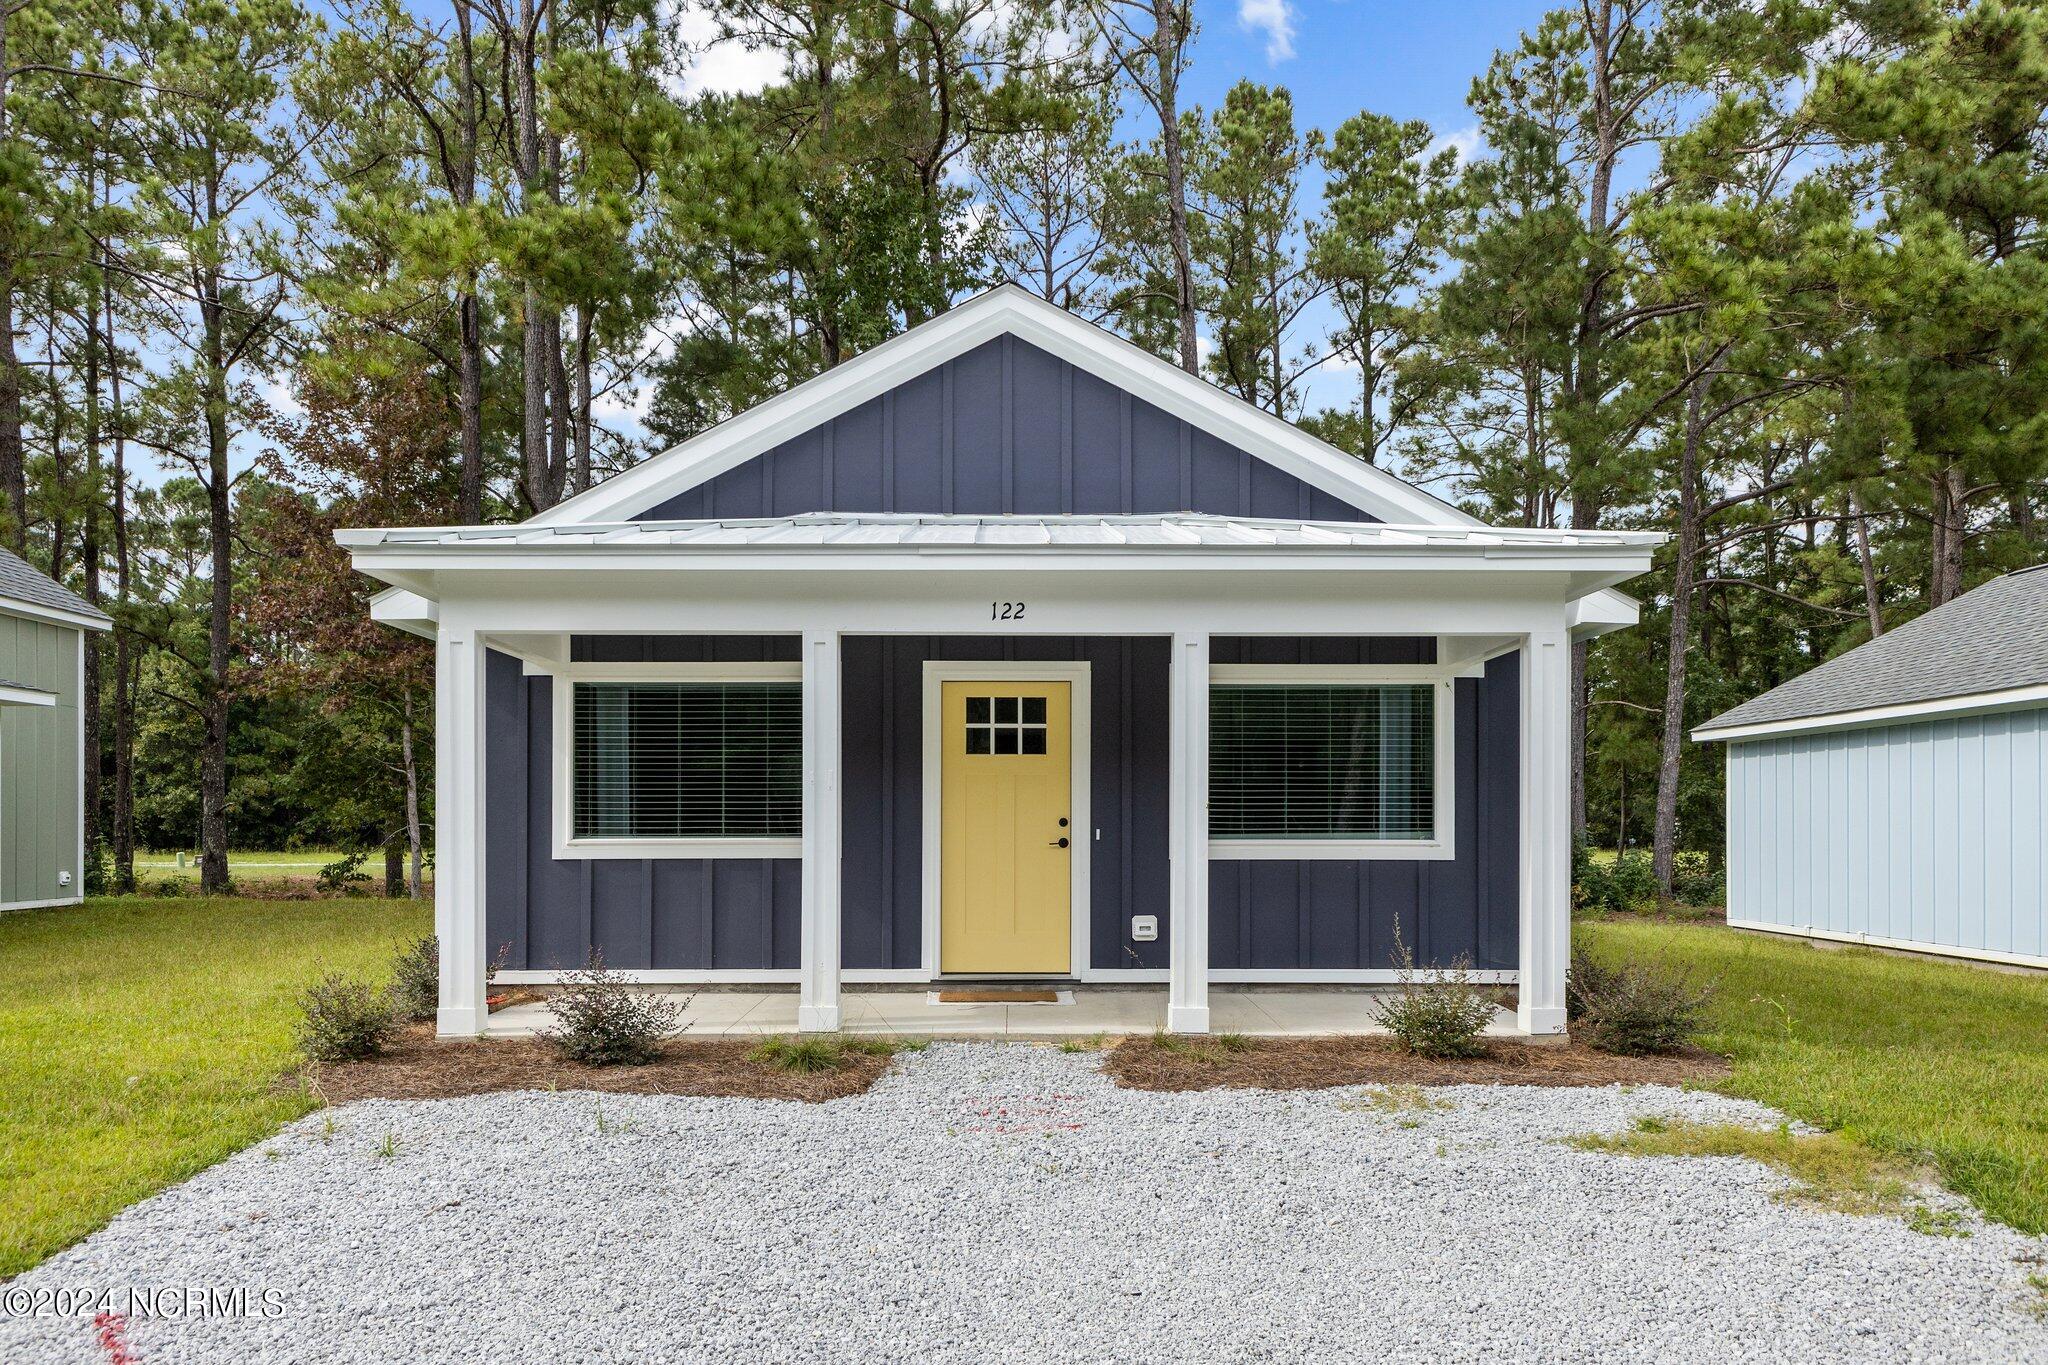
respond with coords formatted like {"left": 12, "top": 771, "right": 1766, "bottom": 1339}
{"left": 339, "top": 511, "right": 1664, "bottom": 553}
{"left": 1697, "top": 565, "right": 2048, "bottom": 736}
{"left": 0, "top": 547, "right": 109, "bottom": 627}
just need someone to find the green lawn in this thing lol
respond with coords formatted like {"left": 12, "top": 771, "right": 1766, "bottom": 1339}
{"left": 0, "top": 896, "right": 429, "bottom": 1276}
{"left": 135, "top": 850, "right": 352, "bottom": 881}
{"left": 1579, "top": 917, "right": 2048, "bottom": 1234}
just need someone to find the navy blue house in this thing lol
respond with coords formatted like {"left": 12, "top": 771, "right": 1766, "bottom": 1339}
{"left": 344, "top": 287, "right": 1656, "bottom": 1037}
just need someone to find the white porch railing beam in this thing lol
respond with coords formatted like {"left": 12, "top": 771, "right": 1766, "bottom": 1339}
{"left": 435, "top": 622, "right": 489, "bottom": 1036}
{"left": 1167, "top": 629, "right": 1211, "bottom": 1033}
{"left": 798, "top": 626, "right": 844, "bottom": 1031}
{"left": 1518, "top": 625, "right": 1570, "bottom": 1034}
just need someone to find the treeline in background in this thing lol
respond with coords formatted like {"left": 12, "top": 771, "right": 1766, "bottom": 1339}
{"left": 8, "top": 0, "right": 2045, "bottom": 897}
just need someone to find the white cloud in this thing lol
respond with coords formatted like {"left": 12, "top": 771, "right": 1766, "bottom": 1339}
{"left": 1427, "top": 123, "right": 1486, "bottom": 165}
{"left": 667, "top": 0, "right": 785, "bottom": 97}
{"left": 1237, "top": 0, "right": 1295, "bottom": 63}
{"left": 258, "top": 373, "right": 303, "bottom": 421}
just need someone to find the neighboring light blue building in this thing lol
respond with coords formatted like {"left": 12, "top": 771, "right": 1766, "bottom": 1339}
{"left": 1695, "top": 566, "right": 2048, "bottom": 969}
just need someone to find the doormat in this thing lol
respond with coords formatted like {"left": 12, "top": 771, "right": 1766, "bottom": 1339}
{"left": 936, "top": 989, "right": 1061, "bottom": 1003}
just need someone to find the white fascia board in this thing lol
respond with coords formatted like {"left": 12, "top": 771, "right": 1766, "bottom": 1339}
{"left": 519, "top": 286, "right": 1478, "bottom": 530}
{"left": 1692, "top": 683, "right": 2048, "bottom": 743}
{"left": 347, "top": 546, "right": 1655, "bottom": 582}
{"left": 0, "top": 683, "right": 57, "bottom": 707}
{"left": 368, "top": 587, "right": 438, "bottom": 638}
{"left": 0, "top": 598, "right": 112, "bottom": 633}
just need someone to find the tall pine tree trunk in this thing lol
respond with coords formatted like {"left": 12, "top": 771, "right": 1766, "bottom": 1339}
{"left": 402, "top": 690, "right": 423, "bottom": 899}
{"left": 105, "top": 271, "right": 135, "bottom": 892}
{"left": 1851, "top": 490, "right": 1883, "bottom": 637}
{"left": 80, "top": 270, "right": 103, "bottom": 888}
{"left": 1929, "top": 466, "right": 1965, "bottom": 607}
{"left": 0, "top": 0, "right": 23, "bottom": 554}
{"left": 197, "top": 249, "right": 233, "bottom": 896}
{"left": 1150, "top": 0, "right": 1197, "bottom": 376}
{"left": 454, "top": 0, "right": 484, "bottom": 523}
{"left": 1652, "top": 369, "right": 1711, "bottom": 896}
{"left": 515, "top": 0, "right": 552, "bottom": 512}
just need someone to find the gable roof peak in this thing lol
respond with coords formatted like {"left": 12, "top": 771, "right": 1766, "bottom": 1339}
{"left": 525, "top": 285, "right": 1481, "bottom": 531}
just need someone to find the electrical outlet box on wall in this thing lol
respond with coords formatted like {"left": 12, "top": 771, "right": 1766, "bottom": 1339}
{"left": 1131, "top": 914, "right": 1158, "bottom": 942}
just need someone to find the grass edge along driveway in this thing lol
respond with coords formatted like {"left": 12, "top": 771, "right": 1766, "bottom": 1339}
{"left": 2, "top": 899, "right": 2043, "bottom": 1277}
{"left": 0, "top": 896, "right": 428, "bottom": 1277}
{"left": 1578, "top": 917, "right": 2048, "bottom": 1235}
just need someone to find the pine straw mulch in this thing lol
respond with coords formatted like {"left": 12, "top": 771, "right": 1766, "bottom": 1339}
{"left": 1101, "top": 1034, "right": 1729, "bottom": 1093}
{"left": 299, "top": 1025, "right": 892, "bottom": 1105}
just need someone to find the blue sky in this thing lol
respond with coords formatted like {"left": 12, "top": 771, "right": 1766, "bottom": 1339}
{"left": 1181, "top": 0, "right": 1546, "bottom": 143}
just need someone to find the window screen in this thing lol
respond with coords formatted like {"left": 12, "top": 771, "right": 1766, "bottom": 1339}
{"left": 1209, "top": 683, "right": 1436, "bottom": 841}
{"left": 572, "top": 682, "right": 801, "bottom": 840}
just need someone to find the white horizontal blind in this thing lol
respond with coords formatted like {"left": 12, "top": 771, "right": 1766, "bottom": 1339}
{"left": 572, "top": 682, "right": 802, "bottom": 840}
{"left": 1209, "top": 683, "right": 1436, "bottom": 841}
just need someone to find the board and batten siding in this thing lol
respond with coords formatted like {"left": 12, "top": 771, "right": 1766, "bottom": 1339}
{"left": 1726, "top": 707, "right": 2048, "bottom": 966}
{"left": 483, "top": 634, "right": 1520, "bottom": 975}
{"left": 0, "top": 611, "right": 82, "bottom": 909}
{"left": 632, "top": 335, "right": 1378, "bottom": 524}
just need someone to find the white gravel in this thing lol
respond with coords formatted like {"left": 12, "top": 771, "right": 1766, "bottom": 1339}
{"left": 5, "top": 1043, "right": 2046, "bottom": 1364}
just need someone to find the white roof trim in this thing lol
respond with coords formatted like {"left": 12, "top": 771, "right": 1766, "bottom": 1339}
{"left": 1693, "top": 680, "right": 2048, "bottom": 743}
{"left": 0, "top": 597, "right": 112, "bottom": 633}
{"left": 343, "top": 511, "right": 1663, "bottom": 553}
{"left": 525, "top": 285, "right": 1475, "bottom": 530}
{"left": 0, "top": 682, "right": 56, "bottom": 707}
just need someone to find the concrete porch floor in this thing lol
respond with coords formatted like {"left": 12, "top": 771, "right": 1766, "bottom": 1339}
{"left": 483, "top": 988, "right": 1524, "bottom": 1040}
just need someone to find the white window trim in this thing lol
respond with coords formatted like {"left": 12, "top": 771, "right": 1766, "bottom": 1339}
{"left": 550, "top": 660, "right": 805, "bottom": 860}
{"left": 1206, "top": 663, "right": 1457, "bottom": 862}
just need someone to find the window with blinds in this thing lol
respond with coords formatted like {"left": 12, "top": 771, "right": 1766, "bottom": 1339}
{"left": 1209, "top": 683, "right": 1437, "bottom": 842}
{"left": 572, "top": 682, "right": 802, "bottom": 841}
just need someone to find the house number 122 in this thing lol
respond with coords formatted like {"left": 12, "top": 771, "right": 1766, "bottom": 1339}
{"left": 991, "top": 601, "right": 1026, "bottom": 620}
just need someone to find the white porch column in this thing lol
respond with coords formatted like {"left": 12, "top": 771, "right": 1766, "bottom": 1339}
{"left": 798, "top": 627, "right": 843, "bottom": 1032}
{"left": 1167, "top": 629, "right": 1211, "bottom": 1033}
{"left": 434, "top": 621, "right": 489, "bottom": 1037}
{"left": 1518, "top": 626, "right": 1570, "bottom": 1035}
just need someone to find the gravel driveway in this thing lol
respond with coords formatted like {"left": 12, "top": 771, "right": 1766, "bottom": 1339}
{"left": 6, "top": 1043, "right": 2045, "bottom": 1364}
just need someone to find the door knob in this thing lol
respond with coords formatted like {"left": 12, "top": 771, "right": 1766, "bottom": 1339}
{"left": 1049, "top": 837, "right": 1070, "bottom": 848}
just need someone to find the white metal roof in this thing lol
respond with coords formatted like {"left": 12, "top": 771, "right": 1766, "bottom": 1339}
{"left": 339, "top": 512, "right": 1663, "bottom": 554}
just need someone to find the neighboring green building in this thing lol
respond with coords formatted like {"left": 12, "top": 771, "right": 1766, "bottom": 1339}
{"left": 0, "top": 549, "right": 109, "bottom": 910}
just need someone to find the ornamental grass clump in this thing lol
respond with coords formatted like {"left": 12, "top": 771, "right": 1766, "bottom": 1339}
{"left": 297, "top": 972, "right": 399, "bottom": 1063}
{"left": 1567, "top": 947, "right": 1713, "bottom": 1056}
{"left": 1376, "top": 925, "right": 1499, "bottom": 1059}
{"left": 540, "top": 952, "right": 686, "bottom": 1066}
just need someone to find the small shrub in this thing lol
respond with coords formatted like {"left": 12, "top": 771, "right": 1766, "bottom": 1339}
{"left": 1572, "top": 844, "right": 1660, "bottom": 914}
{"left": 1376, "top": 924, "right": 1499, "bottom": 1059}
{"left": 388, "top": 936, "right": 438, "bottom": 1023}
{"left": 297, "top": 972, "right": 398, "bottom": 1063}
{"left": 1669, "top": 851, "right": 1725, "bottom": 907}
{"left": 539, "top": 952, "right": 685, "bottom": 1066}
{"left": 1567, "top": 948, "right": 1713, "bottom": 1056}
{"left": 150, "top": 878, "right": 183, "bottom": 898}
{"left": 317, "top": 850, "right": 372, "bottom": 896}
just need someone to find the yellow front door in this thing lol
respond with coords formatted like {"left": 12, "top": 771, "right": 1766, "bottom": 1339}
{"left": 940, "top": 681, "right": 1072, "bottom": 974}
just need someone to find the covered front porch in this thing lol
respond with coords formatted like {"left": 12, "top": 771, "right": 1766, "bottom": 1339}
{"left": 344, "top": 512, "right": 1658, "bottom": 1042}
{"left": 481, "top": 985, "right": 1524, "bottom": 1041}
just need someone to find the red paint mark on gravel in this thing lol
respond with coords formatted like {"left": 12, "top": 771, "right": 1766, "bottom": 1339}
{"left": 960, "top": 1093, "right": 1087, "bottom": 1134}
{"left": 94, "top": 1311, "right": 141, "bottom": 1364}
